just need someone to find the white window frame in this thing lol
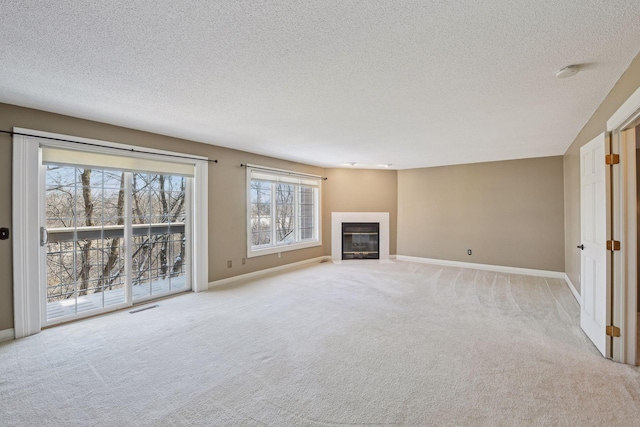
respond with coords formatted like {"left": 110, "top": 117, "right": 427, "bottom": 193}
{"left": 246, "top": 164, "right": 322, "bottom": 258}
{"left": 12, "top": 128, "right": 209, "bottom": 338}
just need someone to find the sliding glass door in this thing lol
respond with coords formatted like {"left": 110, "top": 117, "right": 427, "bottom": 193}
{"left": 44, "top": 166, "right": 191, "bottom": 323}
{"left": 11, "top": 128, "right": 208, "bottom": 338}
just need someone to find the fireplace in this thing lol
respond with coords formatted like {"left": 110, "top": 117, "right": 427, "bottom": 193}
{"left": 331, "top": 212, "right": 390, "bottom": 262}
{"left": 342, "top": 222, "right": 379, "bottom": 260}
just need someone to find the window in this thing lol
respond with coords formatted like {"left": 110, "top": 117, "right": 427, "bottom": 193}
{"left": 246, "top": 165, "right": 321, "bottom": 257}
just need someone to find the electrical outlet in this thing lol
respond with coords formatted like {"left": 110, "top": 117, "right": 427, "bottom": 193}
{"left": 227, "top": 260, "right": 232, "bottom": 268}
{"left": 278, "top": 253, "right": 281, "bottom": 259}
{"left": 242, "top": 258, "right": 246, "bottom": 265}
{"left": 467, "top": 249, "right": 472, "bottom": 255}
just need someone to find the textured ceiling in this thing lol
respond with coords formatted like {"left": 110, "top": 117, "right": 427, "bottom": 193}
{"left": 1, "top": 1, "right": 639, "bottom": 169}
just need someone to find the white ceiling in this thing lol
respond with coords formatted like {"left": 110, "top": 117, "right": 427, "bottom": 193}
{"left": 1, "top": 1, "right": 639, "bottom": 169}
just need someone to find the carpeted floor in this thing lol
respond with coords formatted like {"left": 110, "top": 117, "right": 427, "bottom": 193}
{"left": 2, "top": 260, "right": 640, "bottom": 426}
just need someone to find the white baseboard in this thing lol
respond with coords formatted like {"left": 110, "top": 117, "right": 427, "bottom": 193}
{"left": 395, "top": 255, "right": 565, "bottom": 279}
{"left": 564, "top": 274, "right": 581, "bottom": 304}
{"left": 0, "top": 328, "right": 15, "bottom": 343}
{"left": 208, "top": 256, "right": 329, "bottom": 288}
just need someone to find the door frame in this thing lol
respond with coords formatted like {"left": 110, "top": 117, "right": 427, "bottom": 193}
{"left": 608, "top": 86, "right": 640, "bottom": 364}
{"left": 12, "top": 128, "right": 209, "bottom": 339}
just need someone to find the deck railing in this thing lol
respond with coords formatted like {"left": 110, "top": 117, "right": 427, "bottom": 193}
{"left": 45, "top": 223, "right": 187, "bottom": 302}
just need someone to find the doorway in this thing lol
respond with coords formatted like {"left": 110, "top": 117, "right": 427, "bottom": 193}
{"left": 44, "top": 166, "right": 190, "bottom": 324}
{"left": 609, "top": 92, "right": 640, "bottom": 365}
{"left": 579, "top": 86, "right": 640, "bottom": 365}
{"left": 12, "top": 128, "right": 209, "bottom": 338}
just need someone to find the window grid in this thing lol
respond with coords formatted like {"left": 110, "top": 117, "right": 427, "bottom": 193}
{"left": 248, "top": 169, "right": 320, "bottom": 256}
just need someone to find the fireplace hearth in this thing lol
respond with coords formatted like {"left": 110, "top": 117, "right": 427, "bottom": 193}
{"left": 342, "top": 222, "right": 380, "bottom": 260}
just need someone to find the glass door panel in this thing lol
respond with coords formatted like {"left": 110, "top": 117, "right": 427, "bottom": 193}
{"left": 131, "top": 173, "right": 189, "bottom": 302}
{"left": 45, "top": 167, "right": 126, "bottom": 321}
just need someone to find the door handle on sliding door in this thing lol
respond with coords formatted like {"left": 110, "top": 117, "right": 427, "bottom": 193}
{"left": 40, "top": 227, "right": 48, "bottom": 246}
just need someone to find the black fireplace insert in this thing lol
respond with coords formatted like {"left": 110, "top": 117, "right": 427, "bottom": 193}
{"left": 342, "top": 222, "right": 379, "bottom": 260}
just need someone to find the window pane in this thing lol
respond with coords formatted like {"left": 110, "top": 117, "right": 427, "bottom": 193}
{"left": 275, "top": 183, "right": 295, "bottom": 244}
{"left": 251, "top": 217, "right": 272, "bottom": 246}
{"left": 251, "top": 180, "right": 271, "bottom": 203}
{"left": 299, "top": 186, "right": 314, "bottom": 240}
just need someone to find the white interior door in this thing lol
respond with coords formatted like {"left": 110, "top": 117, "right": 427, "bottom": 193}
{"left": 580, "top": 133, "right": 610, "bottom": 356}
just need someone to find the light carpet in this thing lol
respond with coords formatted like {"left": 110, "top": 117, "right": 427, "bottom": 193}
{"left": 2, "top": 261, "right": 640, "bottom": 426}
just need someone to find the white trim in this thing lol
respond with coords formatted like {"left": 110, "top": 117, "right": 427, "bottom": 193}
{"left": 246, "top": 165, "right": 322, "bottom": 258}
{"left": 607, "top": 97, "right": 640, "bottom": 365}
{"left": 619, "top": 126, "right": 637, "bottom": 365}
{"left": 208, "top": 257, "right": 328, "bottom": 288}
{"left": 395, "top": 255, "right": 565, "bottom": 279}
{"left": 0, "top": 328, "right": 15, "bottom": 343}
{"left": 244, "top": 163, "right": 322, "bottom": 179}
{"left": 331, "top": 212, "right": 390, "bottom": 261}
{"left": 564, "top": 274, "right": 580, "bottom": 304}
{"left": 606, "top": 86, "right": 640, "bottom": 131}
{"left": 193, "top": 160, "right": 209, "bottom": 292}
{"left": 124, "top": 173, "right": 133, "bottom": 304}
{"left": 248, "top": 240, "right": 322, "bottom": 258}
{"left": 12, "top": 134, "right": 43, "bottom": 339}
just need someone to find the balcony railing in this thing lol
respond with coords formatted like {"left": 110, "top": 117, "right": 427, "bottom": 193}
{"left": 47, "top": 223, "right": 186, "bottom": 242}
{"left": 45, "top": 222, "right": 187, "bottom": 320}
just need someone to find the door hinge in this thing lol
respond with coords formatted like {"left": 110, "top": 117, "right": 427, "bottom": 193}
{"left": 606, "top": 240, "right": 621, "bottom": 251}
{"left": 606, "top": 325, "right": 621, "bottom": 337}
{"left": 605, "top": 154, "right": 620, "bottom": 165}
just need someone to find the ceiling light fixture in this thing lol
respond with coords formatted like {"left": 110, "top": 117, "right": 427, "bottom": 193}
{"left": 555, "top": 65, "right": 580, "bottom": 79}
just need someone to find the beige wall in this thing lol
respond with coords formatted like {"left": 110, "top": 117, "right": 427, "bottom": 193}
{"left": 5, "top": 52, "right": 638, "bottom": 332}
{"left": 322, "top": 168, "right": 398, "bottom": 255}
{"left": 564, "top": 52, "right": 640, "bottom": 295}
{"left": 397, "top": 157, "right": 565, "bottom": 271}
{"left": 0, "top": 103, "right": 325, "bottom": 331}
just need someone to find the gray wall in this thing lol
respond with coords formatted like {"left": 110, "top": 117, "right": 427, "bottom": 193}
{"left": 564, "top": 52, "right": 640, "bottom": 294}
{"left": 397, "top": 157, "right": 565, "bottom": 271}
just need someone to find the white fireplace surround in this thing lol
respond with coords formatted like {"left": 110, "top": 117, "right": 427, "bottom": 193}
{"left": 332, "top": 212, "right": 390, "bottom": 262}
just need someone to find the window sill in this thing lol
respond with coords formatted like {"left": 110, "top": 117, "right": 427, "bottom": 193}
{"left": 247, "top": 240, "right": 321, "bottom": 258}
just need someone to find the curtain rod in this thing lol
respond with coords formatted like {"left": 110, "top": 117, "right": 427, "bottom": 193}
{"left": 0, "top": 129, "right": 218, "bottom": 164}
{"left": 241, "top": 163, "right": 328, "bottom": 180}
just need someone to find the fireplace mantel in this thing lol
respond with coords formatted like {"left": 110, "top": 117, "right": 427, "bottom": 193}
{"left": 331, "top": 212, "right": 390, "bottom": 262}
